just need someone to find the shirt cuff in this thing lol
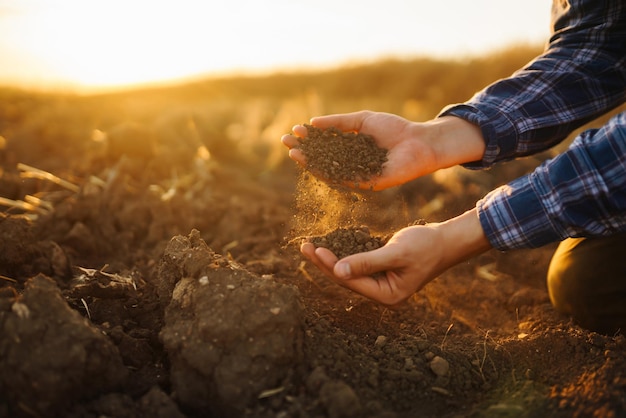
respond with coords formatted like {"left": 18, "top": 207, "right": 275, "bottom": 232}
{"left": 476, "top": 175, "right": 565, "bottom": 250}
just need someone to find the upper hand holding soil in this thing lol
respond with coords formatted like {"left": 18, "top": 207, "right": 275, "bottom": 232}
{"left": 281, "top": 111, "right": 444, "bottom": 190}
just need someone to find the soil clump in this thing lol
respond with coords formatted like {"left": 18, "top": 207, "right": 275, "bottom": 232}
{"left": 296, "top": 124, "right": 388, "bottom": 186}
{"left": 307, "top": 226, "right": 387, "bottom": 260}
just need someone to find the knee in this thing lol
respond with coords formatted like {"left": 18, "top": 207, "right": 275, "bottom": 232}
{"left": 547, "top": 239, "right": 590, "bottom": 327}
{"left": 547, "top": 235, "right": 626, "bottom": 335}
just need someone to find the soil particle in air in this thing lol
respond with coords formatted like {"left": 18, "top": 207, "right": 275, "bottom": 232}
{"left": 296, "top": 124, "right": 388, "bottom": 185}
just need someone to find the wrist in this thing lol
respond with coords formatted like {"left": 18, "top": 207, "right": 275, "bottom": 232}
{"left": 419, "top": 116, "right": 485, "bottom": 169}
{"left": 438, "top": 208, "right": 492, "bottom": 268}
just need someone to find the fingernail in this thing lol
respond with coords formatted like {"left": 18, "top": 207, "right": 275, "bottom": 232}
{"left": 336, "top": 262, "right": 351, "bottom": 279}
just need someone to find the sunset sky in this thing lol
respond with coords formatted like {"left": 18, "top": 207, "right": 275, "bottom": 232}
{"left": 0, "top": 0, "right": 551, "bottom": 92}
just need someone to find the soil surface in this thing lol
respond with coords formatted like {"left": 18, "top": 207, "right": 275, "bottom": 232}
{"left": 1, "top": 92, "right": 625, "bottom": 418}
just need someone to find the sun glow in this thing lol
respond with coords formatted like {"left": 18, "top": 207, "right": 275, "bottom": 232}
{"left": 3, "top": 1, "right": 228, "bottom": 89}
{"left": 1, "top": 0, "right": 322, "bottom": 90}
{"left": 0, "top": 0, "right": 551, "bottom": 92}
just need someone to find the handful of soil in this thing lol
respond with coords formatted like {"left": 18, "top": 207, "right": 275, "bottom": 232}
{"left": 296, "top": 124, "right": 388, "bottom": 185}
{"left": 307, "top": 226, "right": 387, "bottom": 260}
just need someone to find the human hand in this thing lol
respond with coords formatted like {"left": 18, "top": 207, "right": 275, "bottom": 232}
{"left": 281, "top": 111, "right": 485, "bottom": 190}
{"left": 300, "top": 209, "right": 492, "bottom": 306}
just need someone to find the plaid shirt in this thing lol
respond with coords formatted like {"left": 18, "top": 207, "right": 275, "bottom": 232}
{"left": 440, "top": 0, "right": 626, "bottom": 250}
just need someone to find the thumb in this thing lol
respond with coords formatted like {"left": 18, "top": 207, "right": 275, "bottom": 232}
{"left": 334, "top": 246, "right": 393, "bottom": 279}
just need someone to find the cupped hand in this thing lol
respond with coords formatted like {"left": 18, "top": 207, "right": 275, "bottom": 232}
{"left": 299, "top": 209, "right": 492, "bottom": 306}
{"left": 281, "top": 111, "right": 440, "bottom": 190}
{"left": 301, "top": 224, "right": 447, "bottom": 306}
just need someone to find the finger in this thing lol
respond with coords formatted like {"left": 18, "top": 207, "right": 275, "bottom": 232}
{"left": 310, "top": 111, "right": 369, "bottom": 132}
{"left": 339, "top": 272, "right": 408, "bottom": 307}
{"left": 300, "top": 241, "right": 317, "bottom": 258}
{"left": 314, "top": 246, "right": 339, "bottom": 269}
{"left": 288, "top": 148, "right": 306, "bottom": 165}
{"left": 333, "top": 250, "right": 410, "bottom": 305}
{"left": 300, "top": 242, "right": 337, "bottom": 278}
{"left": 281, "top": 133, "right": 299, "bottom": 148}
{"left": 334, "top": 246, "right": 396, "bottom": 279}
{"left": 304, "top": 243, "right": 408, "bottom": 305}
{"left": 281, "top": 133, "right": 307, "bottom": 164}
{"left": 292, "top": 124, "right": 308, "bottom": 137}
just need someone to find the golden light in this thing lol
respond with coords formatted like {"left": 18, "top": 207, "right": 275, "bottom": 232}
{"left": 1, "top": 1, "right": 319, "bottom": 91}
{"left": 0, "top": 0, "right": 550, "bottom": 92}
{"left": 5, "top": 1, "right": 225, "bottom": 89}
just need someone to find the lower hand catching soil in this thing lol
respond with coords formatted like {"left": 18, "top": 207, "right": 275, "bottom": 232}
{"left": 300, "top": 209, "right": 492, "bottom": 306}
{"left": 281, "top": 111, "right": 485, "bottom": 190}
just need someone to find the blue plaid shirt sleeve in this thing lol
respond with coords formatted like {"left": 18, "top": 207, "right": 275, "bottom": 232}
{"left": 440, "top": 0, "right": 626, "bottom": 168}
{"left": 438, "top": 0, "right": 626, "bottom": 250}
{"left": 477, "top": 113, "right": 626, "bottom": 250}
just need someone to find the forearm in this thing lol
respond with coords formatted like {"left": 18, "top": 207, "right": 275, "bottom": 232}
{"left": 439, "top": 0, "right": 626, "bottom": 168}
{"left": 436, "top": 208, "right": 492, "bottom": 269}
{"left": 416, "top": 116, "right": 486, "bottom": 169}
{"left": 478, "top": 112, "right": 626, "bottom": 250}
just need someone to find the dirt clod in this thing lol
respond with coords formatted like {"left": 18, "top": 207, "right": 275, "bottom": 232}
{"left": 297, "top": 124, "right": 388, "bottom": 185}
{"left": 159, "top": 232, "right": 304, "bottom": 417}
{"left": 0, "top": 275, "right": 127, "bottom": 417}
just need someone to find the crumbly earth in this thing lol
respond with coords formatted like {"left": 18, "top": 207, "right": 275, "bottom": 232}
{"left": 0, "top": 89, "right": 625, "bottom": 418}
{"left": 296, "top": 124, "right": 388, "bottom": 186}
{"left": 307, "top": 226, "right": 387, "bottom": 260}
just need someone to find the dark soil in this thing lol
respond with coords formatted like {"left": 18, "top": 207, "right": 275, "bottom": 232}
{"left": 0, "top": 89, "right": 625, "bottom": 418}
{"left": 307, "top": 226, "right": 387, "bottom": 260}
{"left": 296, "top": 124, "right": 388, "bottom": 186}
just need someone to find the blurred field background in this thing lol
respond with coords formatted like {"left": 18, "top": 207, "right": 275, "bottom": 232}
{"left": 2, "top": 43, "right": 619, "bottom": 231}
{"left": 0, "top": 45, "right": 539, "bottom": 170}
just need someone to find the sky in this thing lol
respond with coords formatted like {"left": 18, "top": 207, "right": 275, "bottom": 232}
{"left": 0, "top": 0, "right": 551, "bottom": 92}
